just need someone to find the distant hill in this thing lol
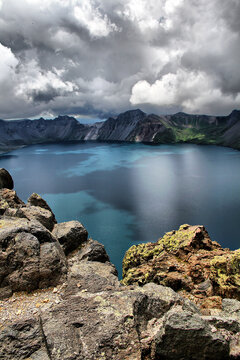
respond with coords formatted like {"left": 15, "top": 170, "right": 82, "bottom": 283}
{"left": 0, "top": 109, "right": 240, "bottom": 151}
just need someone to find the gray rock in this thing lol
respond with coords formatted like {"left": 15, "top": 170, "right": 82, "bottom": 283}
{"left": 0, "top": 217, "right": 54, "bottom": 244}
{"left": 222, "top": 298, "right": 240, "bottom": 319}
{"left": 65, "top": 260, "right": 120, "bottom": 296}
{"left": 69, "top": 238, "right": 110, "bottom": 263}
{"left": 0, "top": 168, "right": 14, "bottom": 190}
{"left": 203, "top": 315, "right": 240, "bottom": 333}
{"left": 155, "top": 309, "right": 229, "bottom": 360}
{"left": 0, "top": 217, "right": 67, "bottom": 298}
{"left": 15, "top": 205, "right": 56, "bottom": 231}
{"left": 52, "top": 220, "right": 88, "bottom": 255}
{"left": 39, "top": 292, "right": 140, "bottom": 360}
{"left": 0, "top": 318, "right": 42, "bottom": 360}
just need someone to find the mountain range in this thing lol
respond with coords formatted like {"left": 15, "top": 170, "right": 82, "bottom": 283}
{"left": 0, "top": 109, "right": 240, "bottom": 151}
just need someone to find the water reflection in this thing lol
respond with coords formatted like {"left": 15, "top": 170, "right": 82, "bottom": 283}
{"left": 1, "top": 142, "right": 240, "bottom": 275}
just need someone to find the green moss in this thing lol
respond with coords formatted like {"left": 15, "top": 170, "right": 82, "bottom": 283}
{"left": 210, "top": 250, "right": 240, "bottom": 298}
{"left": 122, "top": 224, "right": 199, "bottom": 282}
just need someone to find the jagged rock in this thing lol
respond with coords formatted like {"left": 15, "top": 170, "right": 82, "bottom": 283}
{"left": 70, "top": 238, "right": 110, "bottom": 263}
{"left": 0, "top": 217, "right": 67, "bottom": 298}
{"left": 28, "top": 192, "right": 56, "bottom": 221}
{"left": 0, "top": 168, "right": 14, "bottom": 190}
{"left": 0, "top": 188, "right": 24, "bottom": 214}
{"left": 2, "top": 192, "right": 56, "bottom": 231}
{"left": 9, "top": 205, "right": 56, "bottom": 231}
{"left": 122, "top": 224, "right": 240, "bottom": 307}
{"left": 52, "top": 220, "right": 88, "bottom": 255}
{"left": 154, "top": 308, "right": 229, "bottom": 360}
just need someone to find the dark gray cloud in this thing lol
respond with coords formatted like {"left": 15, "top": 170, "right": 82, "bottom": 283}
{"left": 0, "top": 0, "right": 239, "bottom": 120}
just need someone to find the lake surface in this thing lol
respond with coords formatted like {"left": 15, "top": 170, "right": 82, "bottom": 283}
{"left": 1, "top": 142, "right": 240, "bottom": 275}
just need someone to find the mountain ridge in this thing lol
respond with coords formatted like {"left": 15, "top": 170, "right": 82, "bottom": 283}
{"left": 0, "top": 109, "right": 240, "bottom": 151}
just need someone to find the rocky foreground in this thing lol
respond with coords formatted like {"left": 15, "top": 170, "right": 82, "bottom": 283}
{"left": 0, "top": 168, "right": 239, "bottom": 359}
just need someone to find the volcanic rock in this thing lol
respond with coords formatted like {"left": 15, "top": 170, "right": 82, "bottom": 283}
{"left": 0, "top": 168, "right": 14, "bottom": 190}
{"left": 122, "top": 224, "right": 240, "bottom": 307}
{"left": 52, "top": 220, "right": 88, "bottom": 255}
{"left": 0, "top": 217, "right": 67, "bottom": 299}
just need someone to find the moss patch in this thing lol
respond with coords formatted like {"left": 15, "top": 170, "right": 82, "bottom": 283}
{"left": 210, "top": 250, "right": 240, "bottom": 298}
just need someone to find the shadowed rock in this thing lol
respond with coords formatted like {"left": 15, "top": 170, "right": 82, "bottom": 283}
{"left": 52, "top": 220, "right": 88, "bottom": 255}
{"left": 0, "top": 168, "right": 14, "bottom": 190}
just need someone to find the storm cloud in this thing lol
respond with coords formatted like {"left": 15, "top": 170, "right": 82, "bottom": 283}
{"left": 0, "top": 0, "right": 239, "bottom": 119}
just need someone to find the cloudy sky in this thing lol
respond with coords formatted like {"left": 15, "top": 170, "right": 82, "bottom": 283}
{"left": 0, "top": 0, "right": 239, "bottom": 120}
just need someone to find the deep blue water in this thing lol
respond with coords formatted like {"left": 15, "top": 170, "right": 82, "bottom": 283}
{"left": 1, "top": 142, "right": 240, "bottom": 275}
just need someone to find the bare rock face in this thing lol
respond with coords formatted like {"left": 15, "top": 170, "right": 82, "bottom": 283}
{"left": 155, "top": 308, "right": 229, "bottom": 360}
{"left": 28, "top": 192, "right": 57, "bottom": 221}
{"left": 0, "top": 168, "right": 14, "bottom": 190}
{"left": 70, "top": 238, "right": 110, "bottom": 263}
{"left": 14, "top": 205, "right": 56, "bottom": 231}
{"left": 0, "top": 188, "right": 24, "bottom": 214}
{"left": 52, "top": 220, "right": 88, "bottom": 255}
{"left": 122, "top": 224, "right": 240, "bottom": 308}
{"left": 0, "top": 217, "right": 67, "bottom": 299}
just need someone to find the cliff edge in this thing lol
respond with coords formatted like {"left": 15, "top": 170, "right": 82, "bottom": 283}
{"left": 0, "top": 169, "right": 239, "bottom": 360}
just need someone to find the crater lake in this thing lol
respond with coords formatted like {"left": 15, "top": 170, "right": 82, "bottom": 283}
{"left": 1, "top": 142, "right": 239, "bottom": 275}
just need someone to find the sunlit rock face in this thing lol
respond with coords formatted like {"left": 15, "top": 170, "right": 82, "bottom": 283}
{"left": 122, "top": 224, "right": 240, "bottom": 308}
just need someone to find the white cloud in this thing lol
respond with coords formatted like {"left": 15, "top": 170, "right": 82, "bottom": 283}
{"left": 130, "top": 69, "right": 240, "bottom": 114}
{"left": 0, "top": 43, "right": 18, "bottom": 82}
{"left": 0, "top": 0, "right": 239, "bottom": 118}
{"left": 15, "top": 60, "right": 76, "bottom": 101}
{"left": 74, "top": 0, "right": 119, "bottom": 38}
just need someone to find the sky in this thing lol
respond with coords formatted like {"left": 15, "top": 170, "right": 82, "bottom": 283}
{"left": 0, "top": 0, "right": 239, "bottom": 120}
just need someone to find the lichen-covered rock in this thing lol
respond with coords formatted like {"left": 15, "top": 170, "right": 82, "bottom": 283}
{"left": 210, "top": 250, "right": 240, "bottom": 299}
{"left": 0, "top": 217, "right": 67, "bottom": 298}
{"left": 0, "top": 168, "right": 14, "bottom": 190}
{"left": 52, "top": 220, "right": 88, "bottom": 255}
{"left": 122, "top": 224, "right": 239, "bottom": 307}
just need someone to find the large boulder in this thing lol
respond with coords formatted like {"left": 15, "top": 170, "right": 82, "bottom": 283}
{"left": 52, "top": 220, "right": 88, "bottom": 255}
{"left": 8, "top": 205, "right": 56, "bottom": 231}
{"left": 155, "top": 308, "right": 229, "bottom": 360}
{"left": 0, "top": 217, "right": 67, "bottom": 298}
{"left": 0, "top": 168, "right": 14, "bottom": 190}
{"left": 122, "top": 224, "right": 240, "bottom": 307}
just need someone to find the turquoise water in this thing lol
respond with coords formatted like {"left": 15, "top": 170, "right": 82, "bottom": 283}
{"left": 1, "top": 142, "right": 240, "bottom": 275}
